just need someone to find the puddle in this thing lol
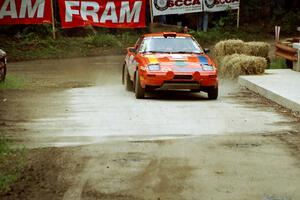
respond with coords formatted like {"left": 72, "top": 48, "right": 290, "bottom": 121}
{"left": 263, "top": 196, "right": 291, "bottom": 200}
{"left": 224, "top": 142, "right": 263, "bottom": 148}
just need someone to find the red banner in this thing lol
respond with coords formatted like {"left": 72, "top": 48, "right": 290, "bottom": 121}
{"left": 58, "top": 0, "right": 145, "bottom": 28}
{"left": 0, "top": 0, "right": 52, "bottom": 24}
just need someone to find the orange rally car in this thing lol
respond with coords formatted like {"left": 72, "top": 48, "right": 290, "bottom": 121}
{"left": 122, "top": 32, "right": 218, "bottom": 99}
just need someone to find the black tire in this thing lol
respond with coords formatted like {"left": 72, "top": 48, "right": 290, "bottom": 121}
{"left": 0, "top": 63, "right": 5, "bottom": 82}
{"left": 190, "top": 89, "right": 201, "bottom": 93}
{"left": 123, "top": 64, "right": 133, "bottom": 91}
{"left": 122, "top": 64, "right": 125, "bottom": 85}
{"left": 207, "top": 86, "right": 218, "bottom": 100}
{"left": 135, "top": 71, "right": 145, "bottom": 99}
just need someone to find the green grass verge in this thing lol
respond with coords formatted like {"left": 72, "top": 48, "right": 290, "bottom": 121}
{"left": 0, "top": 74, "right": 26, "bottom": 90}
{"left": 1, "top": 28, "right": 273, "bottom": 62}
{"left": 189, "top": 28, "right": 270, "bottom": 47}
{"left": 269, "top": 58, "right": 288, "bottom": 69}
{"left": 1, "top": 32, "right": 140, "bottom": 62}
{"left": 0, "top": 137, "right": 26, "bottom": 192}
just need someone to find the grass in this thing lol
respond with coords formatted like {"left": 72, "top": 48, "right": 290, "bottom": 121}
{"left": 0, "top": 137, "right": 26, "bottom": 191}
{"left": 1, "top": 32, "right": 139, "bottom": 62}
{"left": 0, "top": 26, "right": 273, "bottom": 62}
{"left": 189, "top": 28, "right": 270, "bottom": 47}
{"left": 0, "top": 138, "right": 9, "bottom": 154}
{"left": 269, "top": 58, "right": 288, "bottom": 69}
{"left": 0, "top": 74, "right": 26, "bottom": 90}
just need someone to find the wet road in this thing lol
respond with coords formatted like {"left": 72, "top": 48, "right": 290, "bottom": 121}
{"left": 0, "top": 56, "right": 295, "bottom": 148}
{"left": 1, "top": 56, "right": 300, "bottom": 200}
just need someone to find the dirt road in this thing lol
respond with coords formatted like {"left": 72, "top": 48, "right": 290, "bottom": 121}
{"left": 1, "top": 56, "right": 300, "bottom": 200}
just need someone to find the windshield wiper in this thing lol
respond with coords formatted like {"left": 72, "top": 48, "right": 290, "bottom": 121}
{"left": 172, "top": 51, "right": 201, "bottom": 54}
{"left": 143, "top": 51, "right": 170, "bottom": 54}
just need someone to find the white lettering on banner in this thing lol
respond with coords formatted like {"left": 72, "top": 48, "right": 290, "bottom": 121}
{"left": 0, "top": 0, "right": 45, "bottom": 19}
{"left": 152, "top": 0, "right": 239, "bottom": 16}
{"left": 65, "top": 1, "right": 79, "bottom": 22}
{"left": 152, "top": 0, "right": 203, "bottom": 16}
{"left": 0, "top": 0, "right": 17, "bottom": 19}
{"left": 81, "top": 1, "right": 99, "bottom": 22}
{"left": 100, "top": 2, "right": 117, "bottom": 23}
{"left": 167, "top": 0, "right": 201, "bottom": 7}
{"left": 119, "top": 1, "right": 141, "bottom": 23}
{"left": 64, "top": 1, "right": 142, "bottom": 24}
{"left": 19, "top": 0, "right": 45, "bottom": 18}
{"left": 203, "top": 0, "right": 239, "bottom": 12}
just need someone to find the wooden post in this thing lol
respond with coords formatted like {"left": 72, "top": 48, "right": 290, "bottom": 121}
{"left": 50, "top": 0, "right": 56, "bottom": 39}
{"left": 275, "top": 26, "right": 281, "bottom": 42}
{"left": 236, "top": 6, "right": 240, "bottom": 29}
{"left": 149, "top": 0, "right": 154, "bottom": 23}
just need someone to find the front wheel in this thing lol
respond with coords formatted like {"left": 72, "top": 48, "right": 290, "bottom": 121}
{"left": 123, "top": 64, "right": 133, "bottom": 91}
{"left": 207, "top": 86, "right": 218, "bottom": 100}
{"left": 190, "top": 89, "right": 201, "bottom": 93}
{"left": 0, "top": 63, "right": 5, "bottom": 82}
{"left": 135, "top": 71, "right": 145, "bottom": 99}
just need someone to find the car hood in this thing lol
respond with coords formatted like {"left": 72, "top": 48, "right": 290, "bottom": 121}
{"left": 143, "top": 53, "right": 214, "bottom": 68}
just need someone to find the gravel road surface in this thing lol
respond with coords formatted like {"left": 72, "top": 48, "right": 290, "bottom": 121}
{"left": 1, "top": 56, "right": 300, "bottom": 200}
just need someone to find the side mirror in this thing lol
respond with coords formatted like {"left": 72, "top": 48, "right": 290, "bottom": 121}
{"left": 127, "top": 47, "right": 136, "bottom": 53}
{"left": 204, "top": 48, "right": 210, "bottom": 54}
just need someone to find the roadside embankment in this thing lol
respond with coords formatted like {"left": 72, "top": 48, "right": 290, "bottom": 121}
{"left": 239, "top": 69, "right": 300, "bottom": 113}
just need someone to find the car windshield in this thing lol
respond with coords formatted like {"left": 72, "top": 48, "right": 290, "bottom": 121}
{"left": 138, "top": 37, "right": 203, "bottom": 54}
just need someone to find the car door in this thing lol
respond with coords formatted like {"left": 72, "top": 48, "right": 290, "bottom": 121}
{"left": 126, "top": 37, "right": 143, "bottom": 80}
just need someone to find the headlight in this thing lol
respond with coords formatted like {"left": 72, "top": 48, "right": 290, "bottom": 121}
{"left": 202, "top": 65, "right": 214, "bottom": 71}
{"left": 147, "top": 64, "right": 160, "bottom": 71}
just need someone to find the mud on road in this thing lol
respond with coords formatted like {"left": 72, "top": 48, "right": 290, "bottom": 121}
{"left": 2, "top": 135, "right": 300, "bottom": 200}
{"left": 1, "top": 56, "right": 300, "bottom": 200}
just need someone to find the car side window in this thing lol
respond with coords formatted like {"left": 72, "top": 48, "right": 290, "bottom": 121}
{"left": 138, "top": 40, "right": 147, "bottom": 52}
{"left": 134, "top": 37, "right": 143, "bottom": 51}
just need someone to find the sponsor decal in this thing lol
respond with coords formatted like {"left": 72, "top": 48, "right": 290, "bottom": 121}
{"left": 204, "top": 0, "right": 214, "bottom": 8}
{"left": 154, "top": 0, "right": 168, "bottom": 11}
{"left": 170, "top": 54, "right": 186, "bottom": 60}
{"left": 152, "top": 0, "right": 203, "bottom": 16}
{"left": 59, "top": 0, "right": 146, "bottom": 28}
{"left": 198, "top": 55, "right": 209, "bottom": 65}
{"left": 146, "top": 55, "right": 159, "bottom": 64}
{"left": 203, "top": 0, "right": 239, "bottom": 12}
{"left": 175, "top": 60, "right": 187, "bottom": 67}
{"left": 0, "top": 0, "right": 52, "bottom": 24}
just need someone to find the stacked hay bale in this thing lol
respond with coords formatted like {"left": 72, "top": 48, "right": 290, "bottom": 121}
{"left": 219, "top": 54, "right": 267, "bottom": 79}
{"left": 244, "top": 42, "right": 270, "bottom": 59}
{"left": 214, "top": 40, "right": 270, "bottom": 79}
{"left": 214, "top": 39, "right": 245, "bottom": 59}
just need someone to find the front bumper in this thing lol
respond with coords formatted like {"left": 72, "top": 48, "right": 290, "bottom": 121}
{"left": 159, "top": 82, "right": 201, "bottom": 90}
{"left": 140, "top": 70, "right": 218, "bottom": 90}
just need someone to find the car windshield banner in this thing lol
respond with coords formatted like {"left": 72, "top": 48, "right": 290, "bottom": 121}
{"left": 58, "top": 0, "right": 146, "bottom": 28}
{"left": 152, "top": 0, "right": 203, "bottom": 16}
{"left": 203, "top": 0, "right": 239, "bottom": 12}
{"left": 0, "top": 0, "right": 52, "bottom": 24}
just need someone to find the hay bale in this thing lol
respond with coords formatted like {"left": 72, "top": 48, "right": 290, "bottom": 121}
{"left": 214, "top": 39, "right": 244, "bottom": 58}
{"left": 214, "top": 40, "right": 270, "bottom": 61}
{"left": 219, "top": 54, "right": 267, "bottom": 79}
{"left": 244, "top": 42, "right": 270, "bottom": 58}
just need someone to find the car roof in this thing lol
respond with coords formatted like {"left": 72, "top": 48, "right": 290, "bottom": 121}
{"left": 142, "top": 32, "right": 192, "bottom": 38}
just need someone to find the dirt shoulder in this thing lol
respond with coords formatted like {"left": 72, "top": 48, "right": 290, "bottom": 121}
{"left": 1, "top": 133, "right": 300, "bottom": 200}
{"left": 0, "top": 147, "right": 80, "bottom": 200}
